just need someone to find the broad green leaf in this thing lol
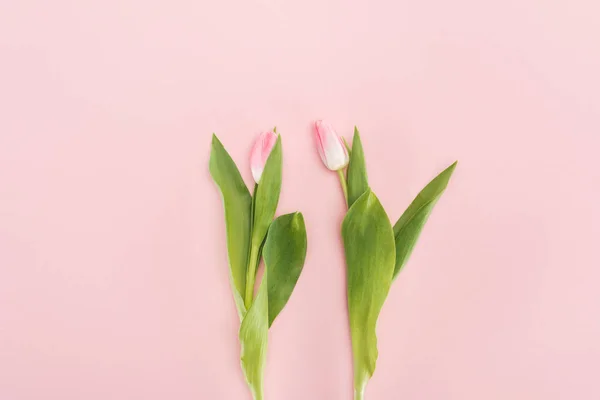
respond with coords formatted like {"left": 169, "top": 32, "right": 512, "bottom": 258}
{"left": 209, "top": 134, "right": 250, "bottom": 318}
{"left": 239, "top": 270, "right": 269, "bottom": 400}
{"left": 342, "top": 190, "right": 396, "bottom": 398}
{"left": 244, "top": 136, "right": 283, "bottom": 307}
{"left": 263, "top": 212, "right": 307, "bottom": 327}
{"left": 347, "top": 127, "right": 369, "bottom": 208}
{"left": 392, "top": 161, "right": 457, "bottom": 280}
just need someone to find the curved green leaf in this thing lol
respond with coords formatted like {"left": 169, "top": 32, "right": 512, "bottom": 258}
{"left": 347, "top": 127, "right": 369, "bottom": 208}
{"left": 239, "top": 270, "right": 269, "bottom": 400}
{"left": 244, "top": 136, "right": 283, "bottom": 307}
{"left": 392, "top": 161, "right": 457, "bottom": 280}
{"left": 342, "top": 190, "right": 396, "bottom": 398}
{"left": 209, "top": 134, "right": 250, "bottom": 318}
{"left": 263, "top": 212, "right": 307, "bottom": 327}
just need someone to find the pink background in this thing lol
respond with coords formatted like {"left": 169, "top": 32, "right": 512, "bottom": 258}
{"left": 1, "top": 0, "right": 599, "bottom": 399}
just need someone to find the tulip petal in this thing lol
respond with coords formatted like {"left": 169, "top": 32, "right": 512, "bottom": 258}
{"left": 250, "top": 131, "right": 278, "bottom": 183}
{"left": 314, "top": 120, "right": 349, "bottom": 171}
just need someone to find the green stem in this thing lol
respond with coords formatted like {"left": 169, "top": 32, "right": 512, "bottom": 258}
{"left": 337, "top": 169, "right": 349, "bottom": 207}
{"left": 251, "top": 384, "right": 264, "bottom": 400}
{"left": 354, "top": 389, "right": 365, "bottom": 400}
{"left": 244, "top": 245, "right": 260, "bottom": 309}
{"left": 243, "top": 185, "right": 259, "bottom": 309}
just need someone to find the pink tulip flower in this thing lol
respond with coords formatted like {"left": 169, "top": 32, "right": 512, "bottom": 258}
{"left": 314, "top": 120, "right": 349, "bottom": 171}
{"left": 250, "top": 131, "right": 278, "bottom": 183}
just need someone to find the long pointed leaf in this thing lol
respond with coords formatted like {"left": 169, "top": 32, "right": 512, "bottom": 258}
{"left": 347, "top": 127, "right": 369, "bottom": 208}
{"left": 209, "top": 134, "right": 250, "bottom": 318}
{"left": 252, "top": 136, "right": 283, "bottom": 246}
{"left": 392, "top": 161, "right": 457, "bottom": 280}
{"left": 342, "top": 190, "right": 396, "bottom": 398}
{"left": 263, "top": 212, "right": 307, "bottom": 327}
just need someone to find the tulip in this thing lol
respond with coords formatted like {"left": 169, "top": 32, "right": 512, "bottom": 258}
{"left": 250, "top": 131, "right": 278, "bottom": 183}
{"left": 314, "top": 120, "right": 349, "bottom": 171}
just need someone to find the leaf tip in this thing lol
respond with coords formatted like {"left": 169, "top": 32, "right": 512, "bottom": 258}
{"left": 445, "top": 160, "right": 458, "bottom": 176}
{"left": 211, "top": 133, "right": 222, "bottom": 148}
{"left": 292, "top": 211, "right": 305, "bottom": 226}
{"left": 342, "top": 136, "right": 351, "bottom": 153}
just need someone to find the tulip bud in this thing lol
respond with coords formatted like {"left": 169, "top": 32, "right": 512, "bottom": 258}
{"left": 250, "top": 131, "right": 278, "bottom": 183}
{"left": 314, "top": 120, "right": 349, "bottom": 171}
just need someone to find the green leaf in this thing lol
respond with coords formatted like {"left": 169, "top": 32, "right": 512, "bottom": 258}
{"left": 347, "top": 127, "right": 369, "bottom": 208}
{"left": 244, "top": 136, "right": 283, "bottom": 308}
{"left": 239, "top": 270, "right": 269, "bottom": 400}
{"left": 392, "top": 161, "right": 457, "bottom": 280}
{"left": 263, "top": 212, "right": 307, "bottom": 327}
{"left": 342, "top": 137, "right": 352, "bottom": 155}
{"left": 342, "top": 190, "right": 396, "bottom": 398}
{"left": 209, "top": 134, "right": 250, "bottom": 318}
{"left": 252, "top": 136, "right": 283, "bottom": 245}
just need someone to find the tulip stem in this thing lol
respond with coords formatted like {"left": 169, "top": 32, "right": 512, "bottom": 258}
{"left": 244, "top": 245, "right": 260, "bottom": 309}
{"left": 337, "top": 169, "right": 348, "bottom": 207}
{"left": 244, "top": 185, "right": 259, "bottom": 309}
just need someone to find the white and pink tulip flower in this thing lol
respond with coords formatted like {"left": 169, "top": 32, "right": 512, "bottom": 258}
{"left": 314, "top": 120, "right": 349, "bottom": 171}
{"left": 250, "top": 131, "right": 278, "bottom": 183}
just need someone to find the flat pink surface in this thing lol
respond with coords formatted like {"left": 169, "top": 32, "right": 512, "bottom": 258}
{"left": 1, "top": 1, "right": 599, "bottom": 399}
